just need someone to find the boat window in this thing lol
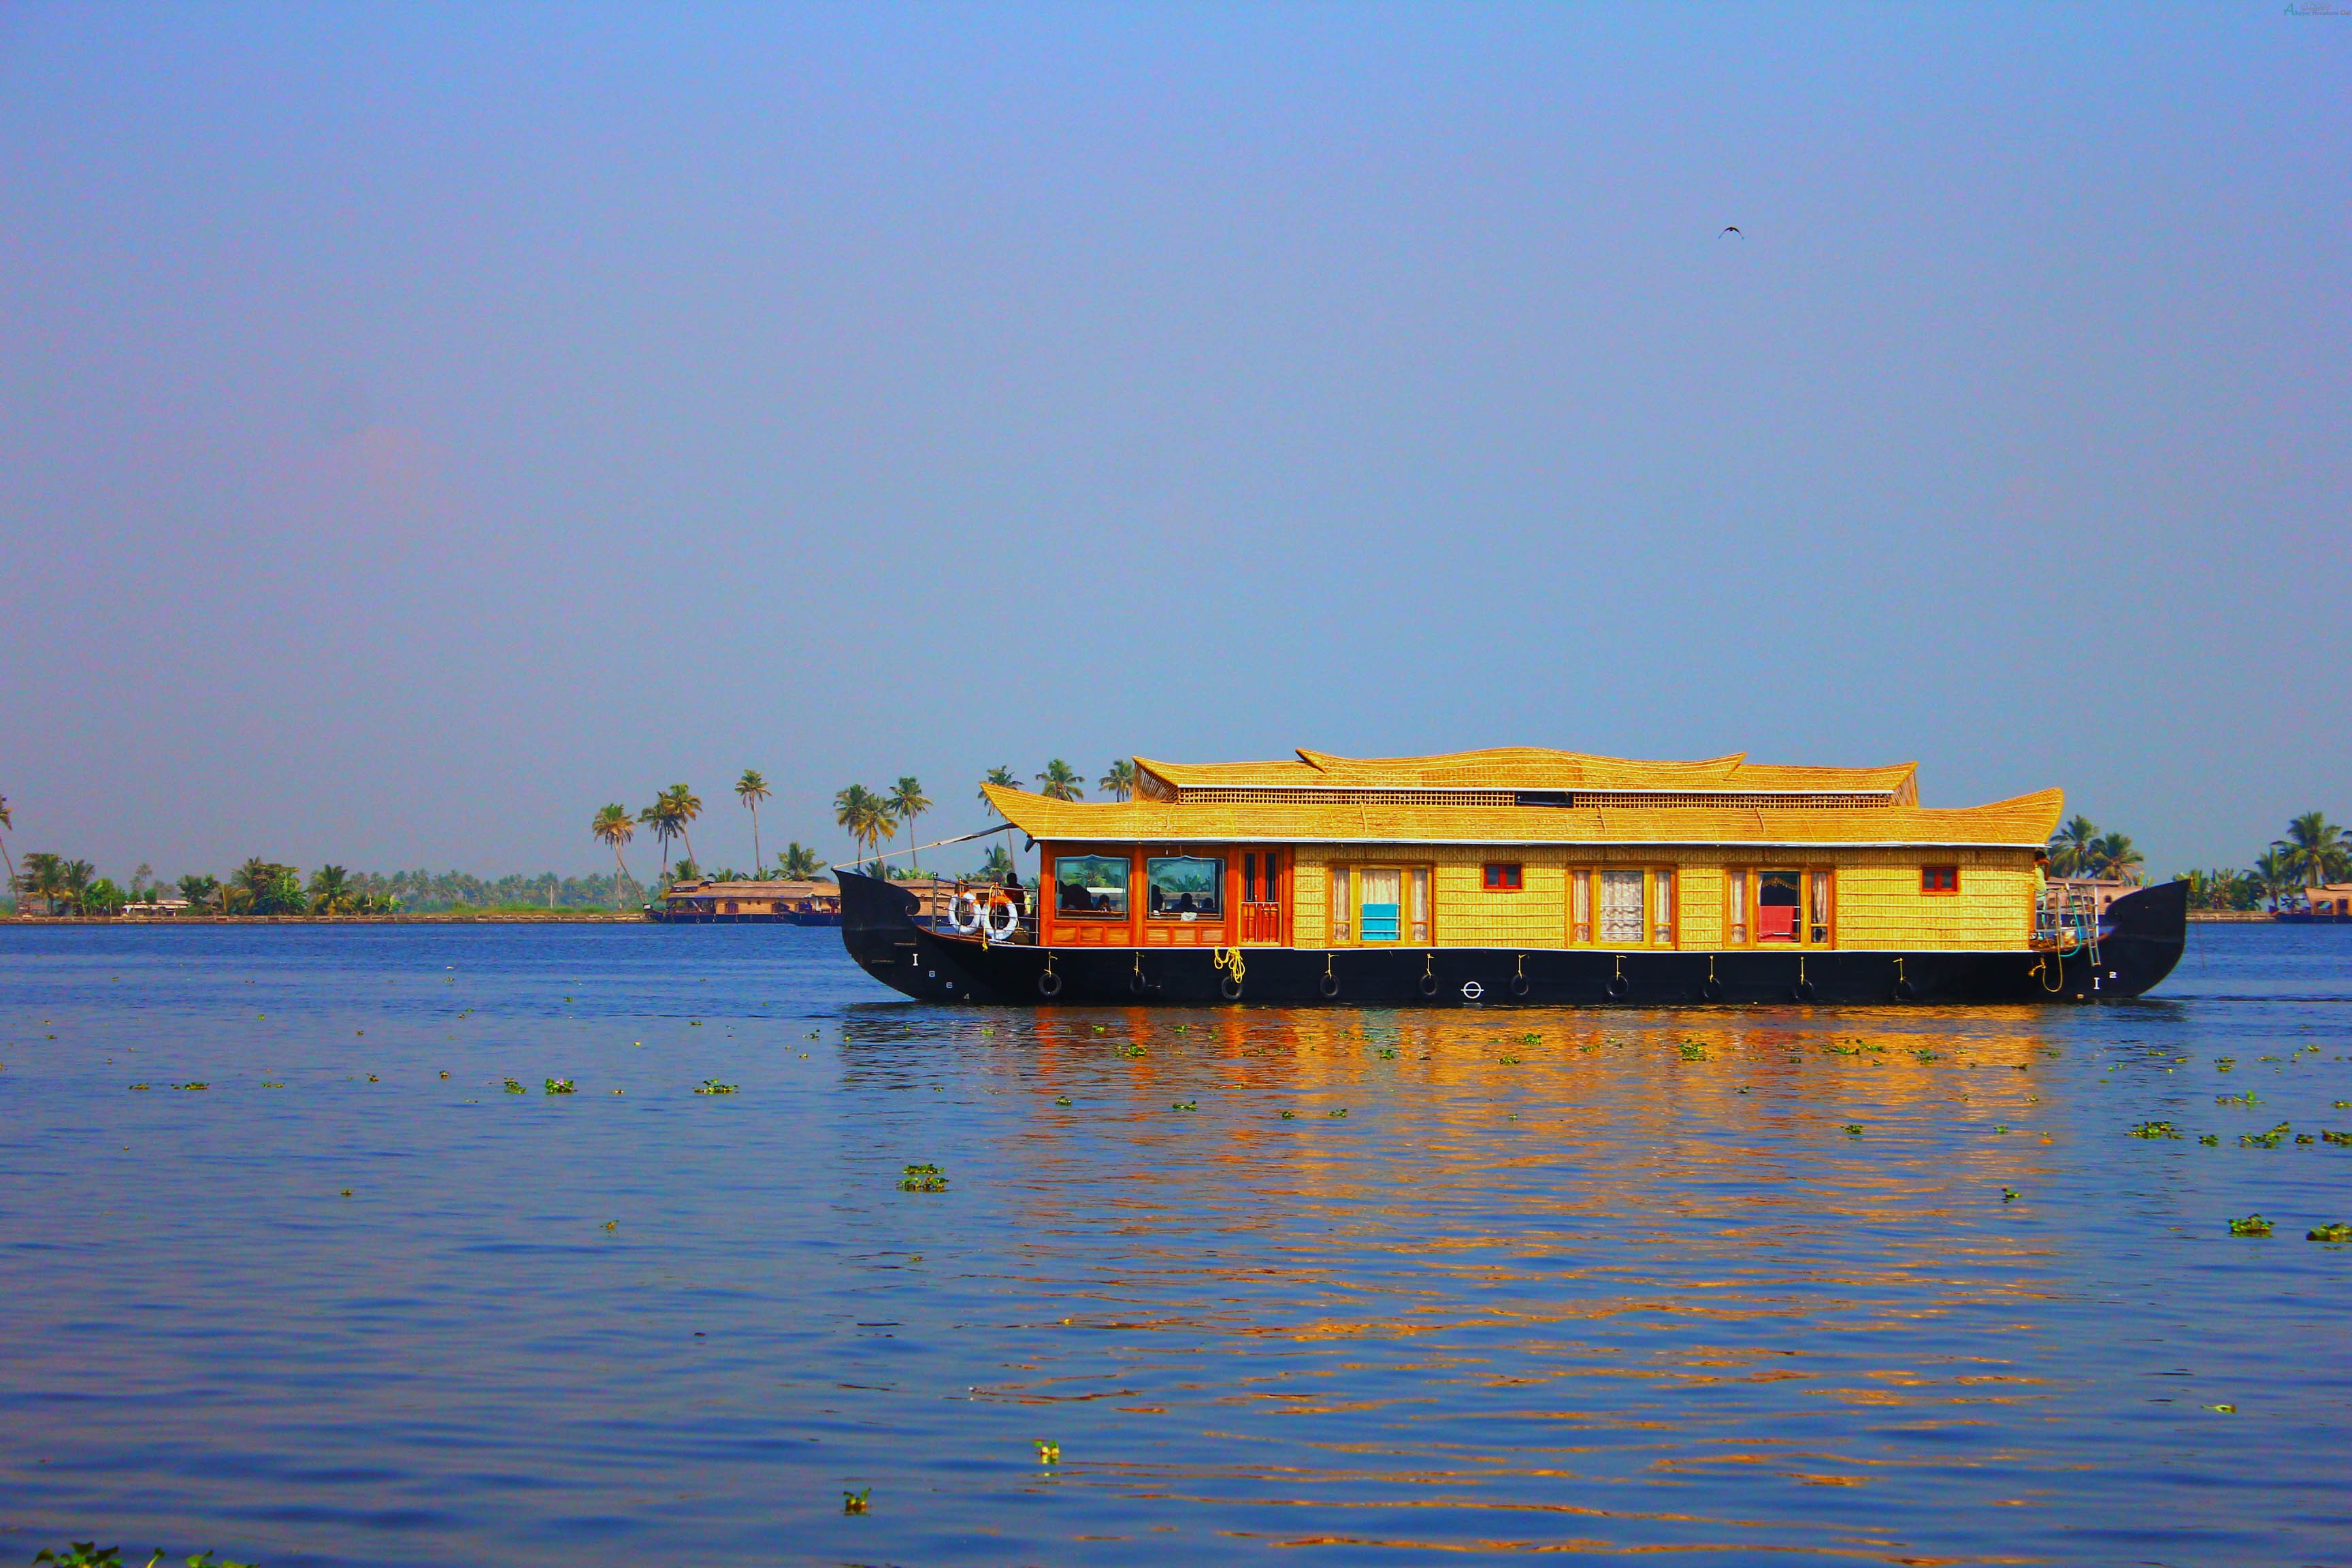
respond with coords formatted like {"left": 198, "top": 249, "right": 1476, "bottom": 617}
{"left": 1264, "top": 851, "right": 1279, "bottom": 903}
{"left": 1922, "top": 865, "right": 1959, "bottom": 894}
{"left": 1146, "top": 856, "right": 1223, "bottom": 919}
{"left": 1652, "top": 869, "right": 1675, "bottom": 946}
{"left": 1600, "top": 870, "right": 1644, "bottom": 944}
{"left": 1360, "top": 868, "right": 1402, "bottom": 941}
{"left": 1483, "top": 862, "right": 1523, "bottom": 891}
{"left": 1809, "top": 870, "right": 1833, "bottom": 945}
{"left": 1726, "top": 869, "right": 1748, "bottom": 945}
{"left": 1055, "top": 855, "right": 1129, "bottom": 917}
{"left": 1410, "top": 868, "right": 1431, "bottom": 943}
{"left": 1757, "top": 870, "right": 1801, "bottom": 941}
{"left": 1243, "top": 853, "right": 1256, "bottom": 904}
{"left": 1330, "top": 866, "right": 1351, "bottom": 941}
{"left": 1571, "top": 869, "right": 1592, "bottom": 943}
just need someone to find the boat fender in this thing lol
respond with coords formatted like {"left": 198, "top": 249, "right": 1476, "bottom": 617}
{"left": 1036, "top": 968, "right": 1062, "bottom": 998}
{"left": 1893, "top": 978, "right": 1917, "bottom": 1002}
{"left": 1220, "top": 975, "right": 1243, "bottom": 1000}
{"left": 1700, "top": 979, "right": 1725, "bottom": 1002}
{"left": 1319, "top": 971, "right": 1339, "bottom": 999}
{"left": 1606, "top": 975, "right": 1630, "bottom": 1000}
{"left": 951, "top": 893, "right": 987, "bottom": 936}
{"left": 1418, "top": 971, "right": 1439, "bottom": 998}
{"left": 1129, "top": 967, "right": 1149, "bottom": 996}
{"left": 1509, "top": 973, "right": 1531, "bottom": 1000}
{"left": 1793, "top": 980, "right": 1817, "bottom": 1002}
{"left": 981, "top": 898, "right": 1019, "bottom": 943}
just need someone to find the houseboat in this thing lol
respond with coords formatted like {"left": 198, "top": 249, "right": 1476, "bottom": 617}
{"left": 837, "top": 747, "right": 2187, "bottom": 1007}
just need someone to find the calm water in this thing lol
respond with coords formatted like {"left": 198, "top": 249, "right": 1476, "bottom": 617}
{"left": 1, "top": 922, "right": 2347, "bottom": 1567}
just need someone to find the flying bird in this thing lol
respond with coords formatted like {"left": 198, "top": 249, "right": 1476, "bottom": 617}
{"left": 1720, "top": 225, "right": 1742, "bottom": 236}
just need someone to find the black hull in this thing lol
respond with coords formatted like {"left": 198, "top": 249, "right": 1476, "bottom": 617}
{"left": 837, "top": 871, "right": 2187, "bottom": 1008}
{"left": 649, "top": 909, "right": 842, "bottom": 926}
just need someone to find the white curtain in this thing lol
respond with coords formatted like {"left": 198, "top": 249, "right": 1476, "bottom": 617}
{"left": 1601, "top": 870, "right": 1643, "bottom": 943}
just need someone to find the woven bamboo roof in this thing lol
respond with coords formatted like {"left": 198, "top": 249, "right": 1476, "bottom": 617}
{"left": 1134, "top": 747, "right": 1918, "bottom": 796}
{"left": 983, "top": 784, "right": 2061, "bottom": 849}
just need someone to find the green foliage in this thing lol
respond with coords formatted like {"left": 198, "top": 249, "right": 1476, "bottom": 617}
{"left": 544, "top": 1077, "right": 575, "bottom": 1094}
{"left": 1034, "top": 759, "right": 1083, "bottom": 801}
{"left": 777, "top": 841, "right": 826, "bottom": 879}
{"left": 2227, "top": 1214, "right": 2274, "bottom": 1237}
{"left": 2308, "top": 1222, "right": 2352, "bottom": 1243}
{"left": 900, "top": 1162, "right": 947, "bottom": 1192}
{"left": 2274, "top": 811, "right": 2350, "bottom": 889}
{"left": 1098, "top": 759, "right": 1137, "bottom": 801}
{"left": 2129, "top": 1120, "right": 2183, "bottom": 1139}
{"left": 694, "top": 1079, "right": 738, "bottom": 1095}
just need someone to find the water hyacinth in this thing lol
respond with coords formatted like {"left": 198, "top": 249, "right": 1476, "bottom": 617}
{"left": 694, "top": 1079, "right": 737, "bottom": 1095}
{"left": 2227, "top": 1215, "right": 2274, "bottom": 1237}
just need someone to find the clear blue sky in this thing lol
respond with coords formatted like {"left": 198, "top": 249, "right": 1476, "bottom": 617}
{"left": 1, "top": 4, "right": 2344, "bottom": 881}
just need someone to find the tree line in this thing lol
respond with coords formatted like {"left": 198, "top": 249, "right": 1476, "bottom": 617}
{"left": 2048, "top": 809, "right": 2349, "bottom": 911}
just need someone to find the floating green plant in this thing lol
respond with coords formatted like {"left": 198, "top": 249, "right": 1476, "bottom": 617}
{"left": 127, "top": 1083, "right": 148, "bottom": 1091}
{"left": 1327, "top": 1107, "right": 1348, "bottom": 1118}
{"left": 1841, "top": 1124, "right": 1863, "bottom": 1136}
{"left": 2199, "top": 1134, "right": 2219, "bottom": 1145}
{"left": 34, "top": 1546, "right": 253, "bottom": 1568}
{"left": 2215, "top": 1057, "right": 2236, "bottom": 1072}
{"left": 2203, "top": 1403, "right": 2237, "bottom": 1414}
{"left": 1375, "top": 1047, "right": 1397, "bottom": 1060}
{"left": 2308, "top": 1222, "right": 2352, "bottom": 1243}
{"left": 900, "top": 1162, "right": 947, "bottom": 1192}
{"left": 2321, "top": 1129, "right": 2351, "bottom": 1147}
{"left": 1677, "top": 1043, "right": 1706, "bottom": 1061}
{"left": 1034, "top": 1439, "right": 1061, "bottom": 1464}
{"left": 1913, "top": 1049, "right": 1940, "bottom": 1062}
{"left": 174, "top": 1082, "right": 208, "bottom": 1092}
{"left": 1994, "top": 1124, "right": 2008, "bottom": 1134}
{"left": 695, "top": 1079, "right": 738, "bottom": 1095}
{"left": 1499, "top": 1054, "right": 1521, "bottom": 1065}
{"left": 2227, "top": 1214, "right": 2274, "bottom": 1237}
{"left": 1054, "top": 1095, "right": 1072, "bottom": 1107}
{"left": 1115, "top": 1043, "right": 1146, "bottom": 1058}
{"left": 261, "top": 1081, "right": 282, "bottom": 1089}
{"left": 2240, "top": 1122, "right": 2291, "bottom": 1149}
{"left": 843, "top": 1486, "right": 871, "bottom": 1514}
{"left": 2216, "top": 1091, "right": 2257, "bottom": 1106}
{"left": 2335, "top": 1100, "right": 2352, "bottom": 1110}
{"left": 2129, "top": 1120, "right": 2183, "bottom": 1140}
{"left": 1091, "top": 1024, "right": 1107, "bottom": 1034}
{"left": 1170, "top": 1100, "right": 1198, "bottom": 1111}
{"left": 544, "top": 1078, "right": 575, "bottom": 1094}
{"left": 504, "top": 1077, "right": 526, "bottom": 1094}
{"left": 2002, "top": 1188, "right": 2019, "bottom": 1203}
{"left": 1279, "top": 1110, "right": 1298, "bottom": 1120}
{"left": 601, "top": 1220, "right": 618, "bottom": 1231}
{"left": 1520, "top": 1032, "right": 1540, "bottom": 1045}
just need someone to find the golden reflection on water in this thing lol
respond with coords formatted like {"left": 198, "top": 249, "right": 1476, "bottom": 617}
{"left": 965, "top": 1004, "right": 2082, "bottom": 1554}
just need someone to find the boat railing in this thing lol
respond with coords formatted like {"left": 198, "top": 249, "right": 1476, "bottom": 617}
{"left": 2032, "top": 884, "right": 2104, "bottom": 955}
{"left": 932, "top": 877, "right": 1035, "bottom": 943}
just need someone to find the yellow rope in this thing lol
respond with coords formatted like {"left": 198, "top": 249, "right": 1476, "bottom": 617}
{"left": 1213, "top": 948, "right": 1246, "bottom": 983}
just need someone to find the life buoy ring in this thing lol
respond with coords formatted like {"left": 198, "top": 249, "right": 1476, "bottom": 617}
{"left": 1418, "top": 971, "right": 1439, "bottom": 998}
{"left": 951, "top": 892, "right": 986, "bottom": 935}
{"left": 1509, "top": 973, "right": 1531, "bottom": 1000}
{"left": 1129, "top": 967, "right": 1149, "bottom": 996}
{"left": 1606, "top": 974, "right": 1630, "bottom": 1000}
{"left": 981, "top": 898, "right": 1019, "bottom": 943}
{"left": 1220, "top": 975, "right": 1243, "bottom": 1000}
{"left": 1036, "top": 968, "right": 1062, "bottom": 997}
{"left": 1319, "top": 971, "right": 1339, "bottom": 999}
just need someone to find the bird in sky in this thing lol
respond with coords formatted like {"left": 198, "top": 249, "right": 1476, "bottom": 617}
{"left": 1720, "top": 225, "right": 1742, "bottom": 236}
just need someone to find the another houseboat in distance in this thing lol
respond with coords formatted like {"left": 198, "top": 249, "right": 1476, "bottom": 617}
{"left": 838, "top": 746, "right": 2187, "bottom": 1006}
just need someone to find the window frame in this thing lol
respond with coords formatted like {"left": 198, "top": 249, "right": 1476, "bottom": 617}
{"left": 1482, "top": 862, "right": 1524, "bottom": 892}
{"left": 1326, "top": 860, "right": 1435, "bottom": 945}
{"left": 1144, "top": 853, "right": 1226, "bottom": 921}
{"left": 1921, "top": 864, "right": 1961, "bottom": 896}
{"left": 1051, "top": 852, "right": 1132, "bottom": 919}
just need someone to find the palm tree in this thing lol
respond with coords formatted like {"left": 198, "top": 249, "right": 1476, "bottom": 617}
{"left": 2251, "top": 846, "right": 2297, "bottom": 912}
{"left": 308, "top": 865, "right": 355, "bottom": 915}
{"left": 979, "top": 766, "right": 1017, "bottom": 816}
{"left": 663, "top": 783, "right": 704, "bottom": 868}
{"left": 976, "top": 843, "right": 1014, "bottom": 881}
{"left": 2047, "top": 814, "right": 2099, "bottom": 878}
{"left": 56, "top": 858, "right": 95, "bottom": 915}
{"left": 178, "top": 872, "right": 218, "bottom": 910}
{"left": 835, "top": 783, "right": 890, "bottom": 866}
{"left": 592, "top": 804, "right": 635, "bottom": 906}
{"left": 2274, "top": 811, "right": 2350, "bottom": 891}
{"left": 639, "top": 794, "right": 681, "bottom": 881}
{"left": 735, "top": 770, "right": 771, "bottom": 871}
{"left": 1036, "top": 759, "right": 1083, "bottom": 802}
{"left": 1099, "top": 759, "right": 1137, "bottom": 802}
{"left": 19, "top": 851, "right": 64, "bottom": 915}
{"left": 889, "top": 777, "right": 932, "bottom": 868}
{"left": 0, "top": 793, "right": 16, "bottom": 898}
{"left": 2088, "top": 832, "right": 2143, "bottom": 885}
{"left": 779, "top": 841, "right": 825, "bottom": 879}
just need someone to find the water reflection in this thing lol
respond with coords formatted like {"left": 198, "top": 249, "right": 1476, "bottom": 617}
{"left": 1, "top": 926, "right": 2346, "bottom": 1567}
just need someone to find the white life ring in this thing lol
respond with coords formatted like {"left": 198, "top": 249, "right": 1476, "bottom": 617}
{"left": 981, "top": 896, "right": 1020, "bottom": 943}
{"left": 951, "top": 892, "right": 987, "bottom": 935}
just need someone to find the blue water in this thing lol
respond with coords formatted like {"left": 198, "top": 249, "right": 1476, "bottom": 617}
{"left": 1, "top": 921, "right": 2347, "bottom": 1567}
